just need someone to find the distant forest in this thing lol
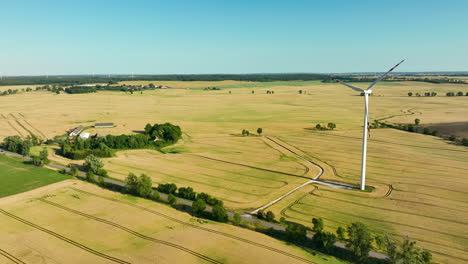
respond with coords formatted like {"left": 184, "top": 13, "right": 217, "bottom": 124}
{"left": 0, "top": 74, "right": 326, "bottom": 86}
{"left": 1, "top": 73, "right": 467, "bottom": 86}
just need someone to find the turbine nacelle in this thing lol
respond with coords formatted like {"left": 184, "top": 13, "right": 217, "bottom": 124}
{"left": 364, "top": 89, "right": 372, "bottom": 94}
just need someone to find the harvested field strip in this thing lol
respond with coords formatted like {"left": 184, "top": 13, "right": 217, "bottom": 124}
{"left": 151, "top": 156, "right": 288, "bottom": 187}
{"left": 156, "top": 154, "right": 291, "bottom": 183}
{"left": 283, "top": 136, "right": 468, "bottom": 175}
{"left": 0, "top": 248, "right": 25, "bottom": 264}
{"left": 108, "top": 160, "right": 271, "bottom": 197}
{"left": 293, "top": 203, "right": 468, "bottom": 241}
{"left": 0, "top": 209, "right": 130, "bottom": 264}
{"left": 39, "top": 199, "right": 222, "bottom": 264}
{"left": 69, "top": 187, "right": 317, "bottom": 264}
{"left": 306, "top": 131, "right": 468, "bottom": 153}
{"left": 13, "top": 119, "right": 35, "bottom": 137}
{"left": 1, "top": 114, "right": 7, "bottom": 119}
{"left": 303, "top": 195, "right": 468, "bottom": 225}
{"left": 261, "top": 139, "right": 310, "bottom": 174}
{"left": 191, "top": 154, "right": 312, "bottom": 180}
{"left": 391, "top": 189, "right": 468, "bottom": 205}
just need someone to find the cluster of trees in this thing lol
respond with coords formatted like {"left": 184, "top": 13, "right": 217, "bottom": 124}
{"left": 30, "top": 148, "right": 49, "bottom": 167}
{"left": 256, "top": 210, "right": 276, "bottom": 222}
{"left": 0, "top": 89, "right": 19, "bottom": 96}
{"left": 315, "top": 123, "right": 336, "bottom": 130}
{"left": 125, "top": 173, "right": 155, "bottom": 198}
{"left": 241, "top": 128, "right": 263, "bottom": 136}
{"left": 60, "top": 123, "right": 182, "bottom": 159}
{"left": 298, "top": 90, "right": 308, "bottom": 94}
{"left": 266, "top": 90, "right": 275, "bottom": 94}
{"left": 203, "top": 87, "right": 221, "bottom": 90}
{"left": 446, "top": 91, "right": 468, "bottom": 96}
{"left": 1, "top": 135, "right": 43, "bottom": 155}
{"left": 285, "top": 217, "right": 432, "bottom": 264}
{"left": 156, "top": 183, "right": 223, "bottom": 206}
{"left": 1, "top": 136, "right": 34, "bottom": 155}
{"left": 407, "top": 92, "right": 437, "bottom": 97}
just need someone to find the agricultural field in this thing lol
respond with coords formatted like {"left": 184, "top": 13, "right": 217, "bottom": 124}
{"left": 0, "top": 154, "right": 70, "bottom": 198}
{"left": 0, "top": 180, "right": 343, "bottom": 264}
{"left": 0, "top": 80, "right": 467, "bottom": 263}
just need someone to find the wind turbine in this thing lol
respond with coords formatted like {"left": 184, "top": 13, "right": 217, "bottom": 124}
{"left": 334, "top": 60, "right": 405, "bottom": 190}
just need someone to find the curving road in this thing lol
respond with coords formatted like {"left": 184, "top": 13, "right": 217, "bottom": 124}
{"left": 249, "top": 136, "right": 353, "bottom": 215}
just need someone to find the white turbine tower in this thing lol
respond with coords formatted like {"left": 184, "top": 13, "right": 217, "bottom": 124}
{"left": 334, "top": 60, "right": 405, "bottom": 190}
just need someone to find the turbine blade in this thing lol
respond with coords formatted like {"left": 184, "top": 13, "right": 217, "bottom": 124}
{"left": 366, "top": 59, "right": 405, "bottom": 90}
{"left": 333, "top": 79, "right": 364, "bottom": 92}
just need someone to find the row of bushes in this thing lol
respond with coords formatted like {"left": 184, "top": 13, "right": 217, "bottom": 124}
{"left": 123, "top": 173, "right": 228, "bottom": 222}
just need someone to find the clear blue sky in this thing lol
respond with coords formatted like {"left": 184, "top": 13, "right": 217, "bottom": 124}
{"left": 1, "top": 0, "right": 467, "bottom": 75}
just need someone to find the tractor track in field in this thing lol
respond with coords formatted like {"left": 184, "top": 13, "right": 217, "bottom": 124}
{"left": 0, "top": 248, "right": 25, "bottom": 264}
{"left": 261, "top": 139, "right": 310, "bottom": 175}
{"left": 39, "top": 199, "right": 223, "bottom": 264}
{"left": 22, "top": 119, "right": 46, "bottom": 138}
{"left": 69, "top": 187, "right": 318, "bottom": 264}
{"left": 0, "top": 209, "right": 130, "bottom": 264}
{"left": 10, "top": 113, "right": 45, "bottom": 139}
{"left": 191, "top": 154, "right": 312, "bottom": 180}
{"left": 6, "top": 120, "right": 26, "bottom": 137}
{"left": 280, "top": 185, "right": 318, "bottom": 219}
{"left": 384, "top": 184, "right": 393, "bottom": 198}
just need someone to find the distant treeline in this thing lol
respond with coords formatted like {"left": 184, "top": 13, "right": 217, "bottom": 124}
{"left": 64, "top": 85, "right": 130, "bottom": 94}
{"left": 0, "top": 74, "right": 327, "bottom": 86}
{"left": 60, "top": 123, "right": 182, "bottom": 159}
{"left": 325, "top": 76, "right": 468, "bottom": 85}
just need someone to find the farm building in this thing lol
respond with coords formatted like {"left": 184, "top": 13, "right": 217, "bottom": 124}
{"left": 79, "top": 132, "right": 90, "bottom": 140}
{"left": 95, "top": 123, "right": 114, "bottom": 128}
{"left": 68, "top": 126, "right": 84, "bottom": 137}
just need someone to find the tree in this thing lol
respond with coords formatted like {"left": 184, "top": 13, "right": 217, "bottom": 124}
{"left": 286, "top": 223, "right": 307, "bottom": 242}
{"left": 245, "top": 130, "right": 250, "bottom": 136}
{"left": 457, "top": 91, "right": 464, "bottom": 96}
{"left": 265, "top": 211, "right": 275, "bottom": 222}
{"left": 192, "top": 198, "right": 207, "bottom": 214}
{"left": 336, "top": 226, "right": 346, "bottom": 240}
{"left": 408, "top": 92, "right": 413, "bottom": 96}
{"left": 31, "top": 155, "right": 44, "bottom": 167}
{"left": 152, "top": 190, "right": 160, "bottom": 201}
{"left": 385, "top": 236, "right": 433, "bottom": 264}
{"left": 313, "top": 231, "right": 336, "bottom": 253}
{"left": 346, "top": 222, "right": 373, "bottom": 261}
{"left": 20, "top": 140, "right": 32, "bottom": 156}
{"left": 252, "top": 90, "right": 254, "bottom": 94}
{"left": 462, "top": 138, "right": 468, "bottom": 147}
{"left": 299, "top": 90, "right": 303, "bottom": 94}
{"left": 83, "top": 154, "right": 104, "bottom": 173}
{"left": 280, "top": 217, "right": 286, "bottom": 224}
{"left": 125, "top": 173, "right": 139, "bottom": 194}
{"left": 233, "top": 213, "right": 242, "bottom": 225}
{"left": 256, "top": 210, "right": 265, "bottom": 220}
{"left": 316, "top": 124, "right": 322, "bottom": 130}
{"left": 449, "top": 135, "right": 456, "bottom": 141}
{"left": 257, "top": 128, "right": 263, "bottom": 135}
{"left": 39, "top": 148, "right": 49, "bottom": 164}
{"left": 69, "top": 165, "right": 78, "bottom": 176}
{"left": 137, "top": 174, "right": 153, "bottom": 198}
{"left": 312, "top": 217, "right": 324, "bottom": 233}
{"left": 168, "top": 194, "right": 177, "bottom": 205}
{"left": 327, "top": 122, "right": 336, "bottom": 130}
{"left": 414, "top": 118, "right": 420, "bottom": 125}
{"left": 212, "top": 204, "right": 228, "bottom": 222}
{"left": 86, "top": 170, "right": 95, "bottom": 182}
{"left": 374, "top": 234, "right": 385, "bottom": 250}
{"left": 144, "top": 123, "right": 153, "bottom": 134}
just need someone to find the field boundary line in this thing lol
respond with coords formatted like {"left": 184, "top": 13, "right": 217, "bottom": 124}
{"left": 0, "top": 248, "right": 25, "bottom": 264}
{"left": 39, "top": 198, "right": 223, "bottom": 264}
{"left": 21, "top": 118, "right": 46, "bottom": 138}
{"left": 0, "top": 209, "right": 130, "bottom": 264}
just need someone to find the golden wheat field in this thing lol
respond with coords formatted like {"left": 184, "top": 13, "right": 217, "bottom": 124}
{"left": 0, "top": 80, "right": 467, "bottom": 263}
{"left": 0, "top": 180, "right": 344, "bottom": 264}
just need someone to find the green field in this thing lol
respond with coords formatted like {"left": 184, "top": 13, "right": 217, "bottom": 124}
{"left": 0, "top": 154, "right": 70, "bottom": 198}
